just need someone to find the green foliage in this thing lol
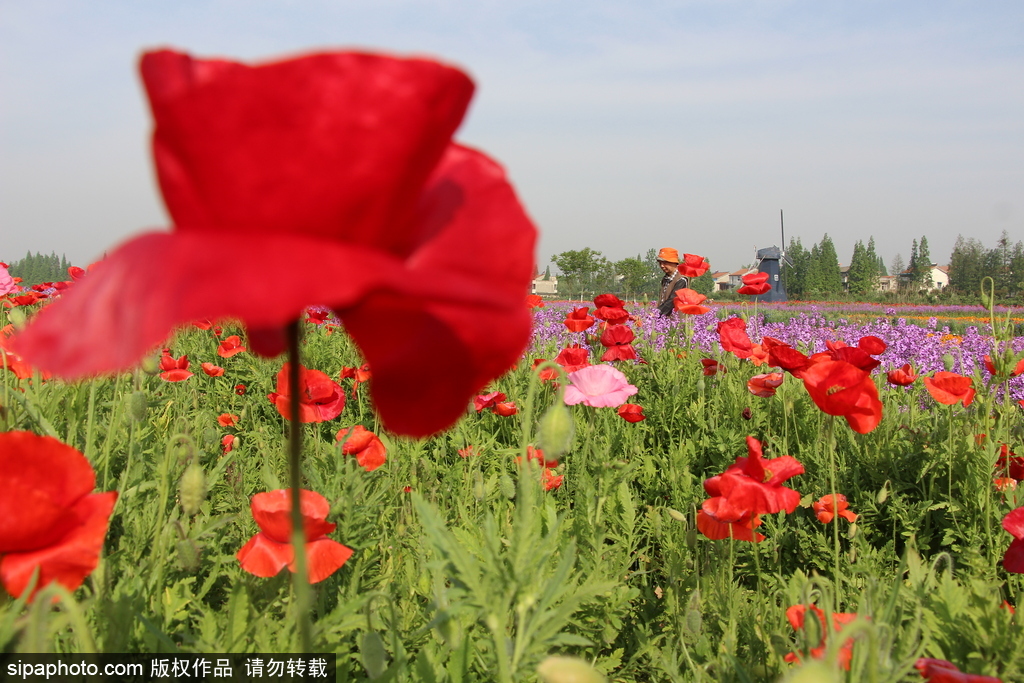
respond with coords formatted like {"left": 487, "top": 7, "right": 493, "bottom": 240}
{"left": 783, "top": 238, "right": 810, "bottom": 300}
{"left": 615, "top": 256, "right": 653, "bottom": 300}
{"left": 805, "top": 234, "right": 842, "bottom": 297}
{"left": 5, "top": 251, "right": 73, "bottom": 286}
{"left": 690, "top": 270, "right": 714, "bottom": 297}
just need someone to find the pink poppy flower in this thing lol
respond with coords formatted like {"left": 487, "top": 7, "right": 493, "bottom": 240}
{"left": 563, "top": 364, "right": 638, "bottom": 408}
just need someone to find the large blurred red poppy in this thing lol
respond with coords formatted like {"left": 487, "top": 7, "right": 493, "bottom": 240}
{"left": 801, "top": 359, "right": 882, "bottom": 433}
{"left": 267, "top": 362, "right": 345, "bottom": 423}
{"left": 923, "top": 372, "right": 975, "bottom": 407}
{"left": 696, "top": 436, "right": 803, "bottom": 543}
{"left": 0, "top": 431, "right": 117, "bottom": 600}
{"left": 563, "top": 307, "right": 595, "bottom": 333}
{"left": 335, "top": 425, "right": 387, "bottom": 471}
{"left": 237, "top": 489, "right": 352, "bottom": 583}
{"left": 678, "top": 254, "right": 710, "bottom": 278}
{"left": 1002, "top": 506, "right": 1024, "bottom": 574}
{"left": 717, "top": 317, "right": 753, "bottom": 359}
{"left": 9, "top": 48, "right": 537, "bottom": 438}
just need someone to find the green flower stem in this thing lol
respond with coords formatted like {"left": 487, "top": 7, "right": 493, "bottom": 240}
{"left": 286, "top": 320, "right": 314, "bottom": 653}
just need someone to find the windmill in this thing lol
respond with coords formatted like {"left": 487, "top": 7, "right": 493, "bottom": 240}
{"left": 750, "top": 210, "right": 789, "bottom": 302}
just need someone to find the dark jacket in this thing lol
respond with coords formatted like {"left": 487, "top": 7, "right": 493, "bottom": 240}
{"left": 658, "top": 272, "right": 689, "bottom": 315}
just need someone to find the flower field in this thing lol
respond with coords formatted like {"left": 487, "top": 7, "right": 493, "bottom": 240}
{"left": 2, "top": 295, "right": 1023, "bottom": 683}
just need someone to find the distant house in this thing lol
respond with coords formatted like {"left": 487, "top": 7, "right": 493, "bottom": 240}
{"left": 710, "top": 271, "right": 731, "bottom": 292}
{"left": 728, "top": 269, "right": 756, "bottom": 290}
{"left": 531, "top": 272, "right": 558, "bottom": 295}
{"left": 897, "top": 264, "right": 949, "bottom": 291}
{"left": 877, "top": 275, "right": 897, "bottom": 292}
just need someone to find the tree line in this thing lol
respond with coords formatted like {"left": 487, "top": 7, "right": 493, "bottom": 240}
{"left": 4, "top": 251, "right": 74, "bottom": 287}
{"left": 551, "top": 248, "right": 714, "bottom": 301}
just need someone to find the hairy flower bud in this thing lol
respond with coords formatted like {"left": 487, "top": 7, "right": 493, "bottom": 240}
{"left": 140, "top": 353, "right": 161, "bottom": 375}
{"left": 176, "top": 538, "right": 202, "bottom": 572}
{"left": 942, "top": 353, "right": 955, "bottom": 372}
{"left": 537, "top": 401, "right": 574, "bottom": 460}
{"left": 7, "top": 307, "right": 27, "bottom": 330}
{"left": 179, "top": 463, "right": 206, "bottom": 516}
{"left": 129, "top": 390, "right": 148, "bottom": 423}
{"left": 537, "top": 656, "right": 607, "bottom": 683}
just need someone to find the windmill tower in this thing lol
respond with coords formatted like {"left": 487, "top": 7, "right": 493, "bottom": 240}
{"left": 751, "top": 210, "right": 789, "bottom": 302}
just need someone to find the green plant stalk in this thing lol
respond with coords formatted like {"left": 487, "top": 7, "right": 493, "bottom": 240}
{"left": 825, "top": 417, "right": 843, "bottom": 605}
{"left": 286, "top": 321, "right": 314, "bottom": 653}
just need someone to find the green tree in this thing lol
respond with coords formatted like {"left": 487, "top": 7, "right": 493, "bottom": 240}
{"left": 847, "top": 240, "right": 874, "bottom": 296}
{"left": 891, "top": 253, "right": 906, "bottom": 285}
{"left": 690, "top": 269, "right": 714, "bottom": 296}
{"left": 948, "top": 235, "right": 985, "bottom": 296}
{"left": 806, "top": 234, "right": 841, "bottom": 297}
{"left": 916, "top": 236, "right": 932, "bottom": 289}
{"left": 552, "top": 248, "right": 610, "bottom": 301}
{"left": 7, "top": 251, "right": 73, "bottom": 286}
{"left": 615, "top": 256, "right": 649, "bottom": 300}
{"left": 782, "top": 237, "right": 809, "bottom": 300}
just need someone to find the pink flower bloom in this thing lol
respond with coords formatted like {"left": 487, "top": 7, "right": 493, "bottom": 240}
{"left": 563, "top": 364, "right": 638, "bottom": 408}
{"left": 0, "top": 265, "right": 16, "bottom": 297}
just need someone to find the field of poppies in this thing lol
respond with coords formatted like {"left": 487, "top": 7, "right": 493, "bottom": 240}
{"left": 2, "top": 288, "right": 1023, "bottom": 682}
{"left": 3, "top": 47, "right": 1024, "bottom": 683}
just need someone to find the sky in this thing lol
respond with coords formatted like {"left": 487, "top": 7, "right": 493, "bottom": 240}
{"left": 2, "top": 1, "right": 1022, "bottom": 277}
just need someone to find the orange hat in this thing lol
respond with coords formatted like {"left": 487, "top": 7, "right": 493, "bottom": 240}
{"left": 657, "top": 247, "right": 680, "bottom": 263}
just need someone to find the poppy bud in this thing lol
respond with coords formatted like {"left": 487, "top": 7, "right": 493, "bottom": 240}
{"left": 473, "top": 470, "right": 485, "bottom": 501}
{"left": 685, "top": 528, "right": 698, "bottom": 548}
{"left": 685, "top": 590, "right": 702, "bottom": 635}
{"left": 981, "top": 292, "right": 991, "bottom": 308}
{"left": 537, "top": 656, "right": 607, "bottom": 683}
{"left": 695, "top": 378, "right": 705, "bottom": 393}
{"left": 741, "top": 407, "right": 752, "bottom": 421}
{"left": 7, "top": 307, "right": 27, "bottom": 330}
{"left": 176, "top": 538, "right": 202, "bottom": 572}
{"left": 942, "top": 353, "right": 955, "bottom": 371}
{"left": 876, "top": 483, "right": 889, "bottom": 505}
{"left": 667, "top": 508, "right": 687, "bottom": 522}
{"left": 499, "top": 473, "right": 516, "bottom": 500}
{"left": 847, "top": 523, "right": 858, "bottom": 539}
{"left": 129, "top": 390, "right": 148, "bottom": 423}
{"left": 359, "top": 631, "right": 389, "bottom": 679}
{"left": 202, "top": 426, "right": 221, "bottom": 450}
{"left": 537, "top": 402, "right": 574, "bottom": 460}
{"left": 140, "top": 353, "right": 161, "bottom": 375}
{"left": 178, "top": 463, "right": 206, "bottom": 516}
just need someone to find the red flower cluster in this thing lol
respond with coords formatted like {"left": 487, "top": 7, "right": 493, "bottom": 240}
{"left": 474, "top": 391, "right": 517, "bottom": 416}
{"left": 0, "top": 432, "right": 118, "bottom": 600}
{"left": 592, "top": 294, "right": 638, "bottom": 361}
{"left": 696, "top": 437, "right": 804, "bottom": 542}
{"left": 10, "top": 47, "right": 537, "bottom": 438}
{"left": 783, "top": 604, "right": 859, "bottom": 670}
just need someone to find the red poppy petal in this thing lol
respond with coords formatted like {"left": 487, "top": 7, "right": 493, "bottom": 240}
{"left": 236, "top": 533, "right": 292, "bottom": 578}
{"left": 1, "top": 492, "right": 117, "bottom": 600}
{"left": 8, "top": 232, "right": 405, "bottom": 378}
{"left": 1003, "top": 507, "right": 1024, "bottom": 539}
{"left": 141, "top": 49, "right": 473, "bottom": 249}
{"left": 302, "top": 538, "right": 354, "bottom": 583}
{"left": 0, "top": 432, "right": 96, "bottom": 553}
{"left": 337, "top": 145, "right": 535, "bottom": 437}
{"left": 1004, "top": 538, "right": 1024, "bottom": 574}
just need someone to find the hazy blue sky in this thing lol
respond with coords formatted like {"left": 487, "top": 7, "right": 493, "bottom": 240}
{"left": 2, "top": 1, "right": 1022, "bottom": 276}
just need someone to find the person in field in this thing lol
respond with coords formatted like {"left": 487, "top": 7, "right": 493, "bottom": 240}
{"left": 656, "top": 247, "right": 689, "bottom": 316}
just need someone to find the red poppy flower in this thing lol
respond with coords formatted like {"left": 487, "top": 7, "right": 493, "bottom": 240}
{"left": 217, "top": 335, "right": 247, "bottom": 358}
{"left": 474, "top": 391, "right": 507, "bottom": 412}
{"left": 541, "top": 469, "right": 564, "bottom": 491}
{"left": 305, "top": 308, "right": 332, "bottom": 325}
{"left": 887, "top": 363, "right": 917, "bottom": 386}
{"left": 493, "top": 401, "right": 518, "bottom": 416}
{"left": 201, "top": 361, "right": 225, "bottom": 377}
{"left": 234, "top": 383, "right": 247, "bottom": 395}
{"left": 563, "top": 307, "right": 595, "bottom": 333}
{"left": 748, "top": 344, "right": 769, "bottom": 367}
{"left": 593, "top": 306, "right": 630, "bottom": 326}
{"left": 594, "top": 294, "right": 624, "bottom": 308}
{"left": 532, "top": 359, "right": 559, "bottom": 381}
{"left": 995, "top": 444, "right": 1024, "bottom": 482}
{"left": 7, "top": 292, "right": 46, "bottom": 307}
{"left": 237, "top": 489, "right": 352, "bottom": 583}
{"left": 218, "top": 413, "right": 239, "bottom": 427}
{"left": 221, "top": 434, "right": 237, "bottom": 454}
{"left": 554, "top": 345, "right": 590, "bottom": 373}
{"left": 526, "top": 294, "right": 544, "bottom": 309}
{"left": 159, "top": 352, "right": 193, "bottom": 382}
{"left": 701, "top": 358, "right": 726, "bottom": 376}
{"left": 521, "top": 446, "right": 559, "bottom": 468}
{"left": 1, "top": 326, "right": 44, "bottom": 380}
{"left": 617, "top": 403, "right": 646, "bottom": 422}
{"left": 812, "top": 494, "right": 857, "bottom": 524}
{"left": 0, "top": 431, "right": 117, "bottom": 600}
{"left": 193, "top": 319, "right": 214, "bottom": 330}
{"left": 768, "top": 344, "right": 810, "bottom": 377}
{"left": 717, "top": 317, "right": 753, "bottom": 359}
{"left": 1002, "top": 506, "right": 1024, "bottom": 574}
{"left": 673, "top": 288, "right": 711, "bottom": 315}
{"left": 267, "top": 362, "right": 345, "bottom": 422}
{"left": 457, "top": 445, "right": 478, "bottom": 458}
{"left": 677, "top": 253, "right": 710, "bottom": 278}
{"left": 811, "top": 340, "right": 880, "bottom": 372}
{"left": 914, "top": 658, "right": 1003, "bottom": 682}
{"left": 737, "top": 271, "right": 771, "bottom": 296}
{"left": 984, "top": 354, "right": 1024, "bottom": 378}
{"left": 801, "top": 359, "right": 883, "bottom": 434}
{"left": 340, "top": 364, "right": 372, "bottom": 383}
{"left": 783, "top": 604, "right": 859, "bottom": 670}
{"left": 696, "top": 436, "right": 803, "bottom": 543}
{"left": 600, "top": 325, "right": 637, "bottom": 362}
{"left": 858, "top": 335, "right": 887, "bottom": 355}
{"left": 747, "top": 373, "right": 784, "bottom": 398}
{"left": 923, "top": 372, "right": 975, "bottom": 407}
{"left": 335, "top": 425, "right": 387, "bottom": 471}
{"left": 9, "top": 48, "right": 537, "bottom": 439}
